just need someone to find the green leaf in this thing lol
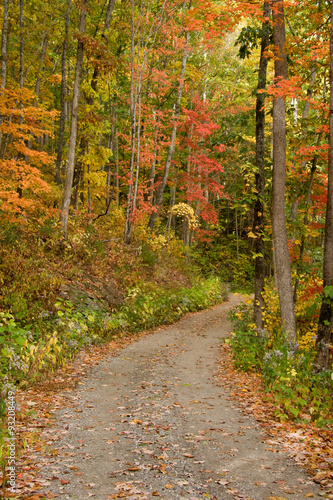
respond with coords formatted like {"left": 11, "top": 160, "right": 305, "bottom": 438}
{"left": 296, "top": 397, "right": 307, "bottom": 408}
{"left": 289, "top": 407, "right": 300, "bottom": 418}
{"left": 15, "top": 337, "right": 26, "bottom": 346}
{"left": 323, "top": 285, "right": 333, "bottom": 299}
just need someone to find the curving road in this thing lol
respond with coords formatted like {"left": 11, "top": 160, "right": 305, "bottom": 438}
{"left": 40, "top": 295, "right": 323, "bottom": 499}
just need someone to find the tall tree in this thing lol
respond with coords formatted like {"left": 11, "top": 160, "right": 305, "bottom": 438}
{"left": 60, "top": 0, "right": 88, "bottom": 239}
{"left": 271, "top": 0, "right": 296, "bottom": 342}
{"left": 253, "top": 0, "right": 270, "bottom": 330}
{"left": 1, "top": 0, "right": 9, "bottom": 89}
{"left": 56, "top": 0, "right": 71, "bottom": 185}
{"left": 148, "top": 28, "right": 190, "bottom": 232}
{"left": 124, "top": 0, "right": 169, "bottom": 244}
{"left": 0, "top": 0, "right": 9, "bottom": 150}
{"left": 315, "top": 0, "right": 333, "bottom": 371}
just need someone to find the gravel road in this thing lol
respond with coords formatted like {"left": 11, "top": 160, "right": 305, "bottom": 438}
{"left": 41, "top": 294, "right": 324, "bottom": 499}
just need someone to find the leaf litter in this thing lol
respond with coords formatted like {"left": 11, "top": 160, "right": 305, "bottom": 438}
{"left": 1, "top": 296, "right": 330, "bottom": 499}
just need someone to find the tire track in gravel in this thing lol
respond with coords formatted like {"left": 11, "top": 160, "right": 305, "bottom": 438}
{"left": 40, "top": 294, "right": 324, "bottom": 499}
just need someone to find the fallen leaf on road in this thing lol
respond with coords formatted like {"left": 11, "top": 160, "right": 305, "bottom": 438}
{"left": 216, "top": 479, "right": 229, "bottom": 485}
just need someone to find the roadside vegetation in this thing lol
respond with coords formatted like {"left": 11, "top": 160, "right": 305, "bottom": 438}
{"left": 0, "top": 214, "right": 229, "bottom": 463}
{"left": 228, "top": 281, "right": 333, "bottom": 428}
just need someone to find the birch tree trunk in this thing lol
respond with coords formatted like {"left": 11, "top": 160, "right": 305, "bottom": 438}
{"left": 315, "top": 1, "right": 333, "bottom": 371}
{"left": 56, "top": 0, "right": 71, "bottom": 185}
{"left": 271, "top": 0, "right": 296, "bottom": 342}
{"left": 60, "top": 0, "right": 87, "bottom": 239}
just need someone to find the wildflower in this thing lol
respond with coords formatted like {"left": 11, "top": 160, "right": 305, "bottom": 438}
{"left": 290, "top": 368, "right": 297, "bottom": 377}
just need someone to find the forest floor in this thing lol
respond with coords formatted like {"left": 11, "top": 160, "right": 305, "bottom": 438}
{"left": 6, "top": 294, "right": 330, "bottom": 500}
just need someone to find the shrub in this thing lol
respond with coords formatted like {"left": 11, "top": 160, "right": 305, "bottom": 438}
{"left": 228, "top": 293, "right": 333, "bottom": 427}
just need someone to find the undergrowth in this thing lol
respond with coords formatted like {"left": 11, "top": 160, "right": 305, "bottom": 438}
{"left": 0, "top": 216, "right": 229, "bottom": 472}
{"left": 228, "top": 282, "right": 333, "bottom": 428}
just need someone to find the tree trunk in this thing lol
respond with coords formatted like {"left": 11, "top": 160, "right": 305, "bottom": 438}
{"left": 315, "top": 1, "right": 333, "bottom": 371}
{"left": 271, "top": 0, "right": 297, "bottom": 342}
{"left": 16, "top": 0, "right": 24, "bottom": 197}
{"left": 293, "top": 69, "right": 322, "bottom": 301}
{"left": 19, "top": 0, "right": 24, "bottom": 91}
{"left": 35, "top": 35, "right": 47, "bottom": 104}
{"left": 148, "top": 30, "right": 189, "bottom": 232}
{"left": 90, "top": 0, "right": 116, "bottom": 95}
{"left": 107, "top": 95, "right": 116, "bottom": 208}
{"left": 77, "top": 0, "right": 116, "bottom": 214}
{"left": 0, "top": 0, "right": 9, "bottom": 151}
{"left": 124, "top": 0, "right": 138, "bottom": 245}
{"left": 149, "top": 108, "right": 160, "bottom": 204}
{"left": 60, "top": 0, "right": 87, "bottom": 239}
{"left": 56, "top": 0, "right": 71, "bottom": 185}
{"left": 104, "top": 0, "right": 116, "bottom": 31}
{"left": 1, "top": 0, "right": 9, "bottom": 89}
{"left": 253, "top": 0, "right": 270, "bottom": 331}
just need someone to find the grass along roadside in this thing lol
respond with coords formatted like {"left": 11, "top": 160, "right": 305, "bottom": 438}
{"left": 219, "top": 339, "right": 333, "bottom": 498}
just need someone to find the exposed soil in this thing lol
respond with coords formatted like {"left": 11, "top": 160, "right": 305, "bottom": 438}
{"left": 36, "top": 295, "right": 324, "bottom": 499}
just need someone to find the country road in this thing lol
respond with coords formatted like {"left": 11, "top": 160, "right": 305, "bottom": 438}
{"left": 37, "top": 295, "right": 323, "bottom": 499}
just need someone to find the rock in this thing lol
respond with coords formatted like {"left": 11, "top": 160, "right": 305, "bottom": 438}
{"left": 58, "top": 274, "right": 124, "bottom": 311}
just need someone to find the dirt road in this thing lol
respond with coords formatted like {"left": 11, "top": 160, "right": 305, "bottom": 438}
{"left": 40, "top": 295, "right": 324, "bottom": 499}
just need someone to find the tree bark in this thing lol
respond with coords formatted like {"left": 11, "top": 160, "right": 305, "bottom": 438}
{"left": 56, "top": 0, "right": 71, "bottom": 185}
{"left": 271, "top": 0, "right": 296, "bottom": 342}
{"left": 149, "top": 107, "right": 160, "bottom": 204}
{"left": 0, "top": 0, "right": 9, "bottom": 151}
{"left": 35, "top": 35, "right": 47, "bottom": 103}
{"left": 19, "top": 0, "right": 24, "bottom": 91}
{"left": 148, "top": 30, "right": 189, "bottom": 232}
{"left": 253, "top": 0, "right": 270, "bottom": 331}
{"left": 104, "top": 0, "right": 116, "bottom": 31}
{"left": 124, "top": 0, "right": 138, "bottom": 245}
{"left": 315, "top": 1, "right": 333, "bottom": 371}
{"left": 1, "top": 0, "right": 9, "bottom": 90}
{"left": 60, "top": 0, "right": 87, "bottom": 239}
